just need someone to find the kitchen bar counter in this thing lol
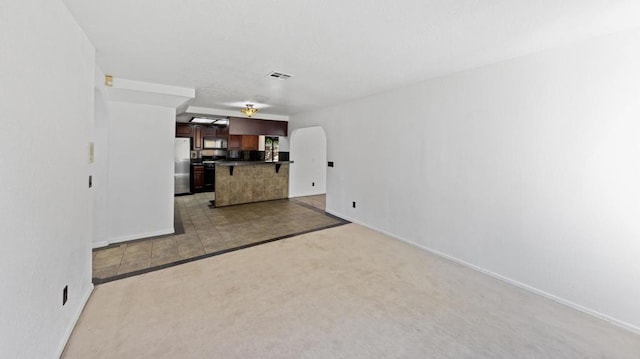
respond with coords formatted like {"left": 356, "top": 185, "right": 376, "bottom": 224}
{"left": 215, "top": 160, "right": 293, "bottom": 167}
{"left": 214, "top": 161, "right": 292, "bottom": 207}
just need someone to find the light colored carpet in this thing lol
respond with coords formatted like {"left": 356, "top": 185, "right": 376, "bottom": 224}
{"left": 64, "top": 224, "right": 640, "bottom": 358}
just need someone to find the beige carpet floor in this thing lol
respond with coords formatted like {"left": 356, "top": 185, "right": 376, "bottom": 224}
{"left": 64, "top": 224, "right": 640, "bottom": 358}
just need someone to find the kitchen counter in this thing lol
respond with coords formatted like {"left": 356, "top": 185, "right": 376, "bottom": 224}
{"left": 215, "top": 160, "right": 293, "bottom": 167}
{"left": 214, "top": 161, "right": 292, "bottom": 207}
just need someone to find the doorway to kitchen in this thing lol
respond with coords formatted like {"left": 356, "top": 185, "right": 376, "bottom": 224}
{"left": 289, "top": 126, "right": 327, "bottom": 210}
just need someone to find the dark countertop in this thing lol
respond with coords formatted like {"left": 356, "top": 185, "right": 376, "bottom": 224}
{"left": 215, "top": 160, "right": 294, "bottom": 167}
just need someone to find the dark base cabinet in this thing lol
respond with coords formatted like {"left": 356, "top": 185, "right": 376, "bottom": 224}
{"left": 191, "top": 165, "right": 204, "bottom": 192}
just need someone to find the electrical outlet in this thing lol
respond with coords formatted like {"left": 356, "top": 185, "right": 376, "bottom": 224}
{"left": 63, "top": 285, "right": 68, "bottom": 306}
{"left": 352, "top": 201, "right": 356, "bottom": 208}
{"left": 312, "top": 182, "right": 315, "bottom": 187}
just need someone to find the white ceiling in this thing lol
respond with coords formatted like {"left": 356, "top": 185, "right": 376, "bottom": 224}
{"left": 62, "top": 0, "right": 640, "bottom": 116}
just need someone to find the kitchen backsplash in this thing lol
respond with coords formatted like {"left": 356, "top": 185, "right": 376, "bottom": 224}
{"left": 227, "top": 151, "right": 289, "bottom": 161}
{"left": 195, "top": 150, "right": 289, "bottom": 162}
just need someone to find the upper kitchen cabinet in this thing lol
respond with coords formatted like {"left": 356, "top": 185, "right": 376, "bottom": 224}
{"left": 193, "top": 125, "right": 203, "bottom": 149}
{"left": 176, "top": 123, "right": 230, "bottom": 150}
{"left": 204, "top": 125, "right": 228, "bottom": 137}
{"left": 241, "top": 135, "right": 259, "bottom": 150}
{"left": 176, "top": 124, "right": 192, "bottom": 137}
{"left": 228, "top": 135, "right": 242, "bottom": 149}
{"left": 199, "top": 125, "right": 230, "bottom": 139}
{"left": 228, "top": 135, "right": 259, "bottom": 150}
{"left": 204, "top": 126, "right": 217, "bottom": 136}
{"left": 260, "top": 120, "right": 288, "bottom": 136}
{"left": 228, "top": 117, "right": 287, "bottom": 136}
{"left": 216, "top": 125, "right": 229, "bottom": 137}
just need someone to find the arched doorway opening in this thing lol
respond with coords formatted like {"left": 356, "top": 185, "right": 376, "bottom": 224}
{"left": 289, "top": 126, "right": 327, "bottom": 209}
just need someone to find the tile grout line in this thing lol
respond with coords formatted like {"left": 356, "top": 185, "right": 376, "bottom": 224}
{"left": 116, "top": 244, "right": 127, "bottom": 275}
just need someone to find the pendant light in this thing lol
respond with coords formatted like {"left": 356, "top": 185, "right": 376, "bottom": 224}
{"left": 240, "top": 104, "right": 258, "bottom": 117}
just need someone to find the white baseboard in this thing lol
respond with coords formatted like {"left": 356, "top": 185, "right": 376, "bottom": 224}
{"left": 93, "top": 228, "right": 174, "bottom": 249}
{"left": 56, "top": 283, "right": 93, "bottom": 358}
{"left": 325, "top": 209, "right": 640, "bottom": 335}
{"left": 289, "top": 191, "right": 326, "bottom": 198}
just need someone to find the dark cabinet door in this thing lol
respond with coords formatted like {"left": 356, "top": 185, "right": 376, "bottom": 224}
{"left": 216, "top": 125, "right": 229, "bottom": 137}
{"left": 260, "top": 120, "right": 288, "bottom": 136}
{"left": 191, "top": 166, "right": 204, "bottom": 192}
{"left": 228, "top": 135, "right": 242, "bottom": 149}
{"left": 228, "top": 117, "right": 257, "bottom": 135}
{"left": 241, "top": 135, "right": 259, "bottom": 150}
{"left": 204, "top": 126, "right": 217, "bottom": 136}
{"left": 228, "top": 117, "right": 287, "bottom": 136}
{"left": 176, "top": 124, "right": 192, "bottom": 137}
{"left": 193, "top": 125, "right": 203, "bottom": 149}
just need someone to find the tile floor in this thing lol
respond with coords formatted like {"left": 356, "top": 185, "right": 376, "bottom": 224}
{"left": 290, "top": 193, "right": 326, "bottom": 211}
{"left": 92, "top": 194, "right": 341, "bottom": 282}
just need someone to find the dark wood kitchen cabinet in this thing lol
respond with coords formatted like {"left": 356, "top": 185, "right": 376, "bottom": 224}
{"left": 228, "top": 135, "right": 259, "bottom": 150}
{"left": 241, "top": 135, "right": 259, "bottom": 150}
{"left": 176, "top": 123, "right": 233, "bottom": 151}
{"left": 204, "top": 125, "right": 229, "bottom": 138}
{"left": 191, "top": 165, "right": 204, "bottom": 192}
{"left": 216, "top": 125, "right": 229, "bottom": 137}
{"left": 176, "top": 124, "right": 192, "bottom": 137}
{"left": 228, "top": 135, "right": 242, "bottom": 149}
{"left": 204, "top": 126, "right": 217, "bottom": 136}
{"left": 260, "top": 120, "right": 288, "bottom": 136}
{"left": 193, "top": 125, "right": 203, "bottom": 150}
{"left": 228, "top": 117, "right": 287, "bottom": 136}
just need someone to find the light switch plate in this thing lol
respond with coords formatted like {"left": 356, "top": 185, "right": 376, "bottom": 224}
{"left": 89, "top": 142, "right": 94, "bottom": 163}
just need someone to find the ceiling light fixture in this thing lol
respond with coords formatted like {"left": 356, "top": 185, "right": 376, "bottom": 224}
{"left": 190, "top": 117, "right": 216, "bottom": 124}
{"left": 240, "top": 104, "right": 258, "bottom": 117}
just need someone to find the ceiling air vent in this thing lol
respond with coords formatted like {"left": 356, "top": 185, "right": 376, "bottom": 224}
{"left": 268, "top": 71, "right": 293, "bottom": 80}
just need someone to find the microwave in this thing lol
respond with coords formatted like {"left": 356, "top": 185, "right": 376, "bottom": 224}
{"left": 203, "top": 137, "right": 227, "bottom": 149}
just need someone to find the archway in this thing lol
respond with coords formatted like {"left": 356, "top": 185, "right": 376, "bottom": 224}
{"left": 289, "top": 126, "right": 327, "bottom": 198}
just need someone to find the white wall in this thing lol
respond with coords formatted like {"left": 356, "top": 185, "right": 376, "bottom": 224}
{"left": 289, "top": 127, "right": 327, "bottom": 197}
{"left": 0, "top": 0, "right": 95, "bottom": 357}
{"left": 107, "top": 102, "right": 175, "bottom": 243}
{"left": 92, "top": 68, "right": 110, "bottom": 246}
{"left": 290, "top": 27, "right": 640, "bottom": 331}
{"left": 278, "top": 135, "right": 290, "bottom": 152}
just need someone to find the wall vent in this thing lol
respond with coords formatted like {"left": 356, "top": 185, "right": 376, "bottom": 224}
{"left": 268, "top": 71, "right": 293, "bottom": 80}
